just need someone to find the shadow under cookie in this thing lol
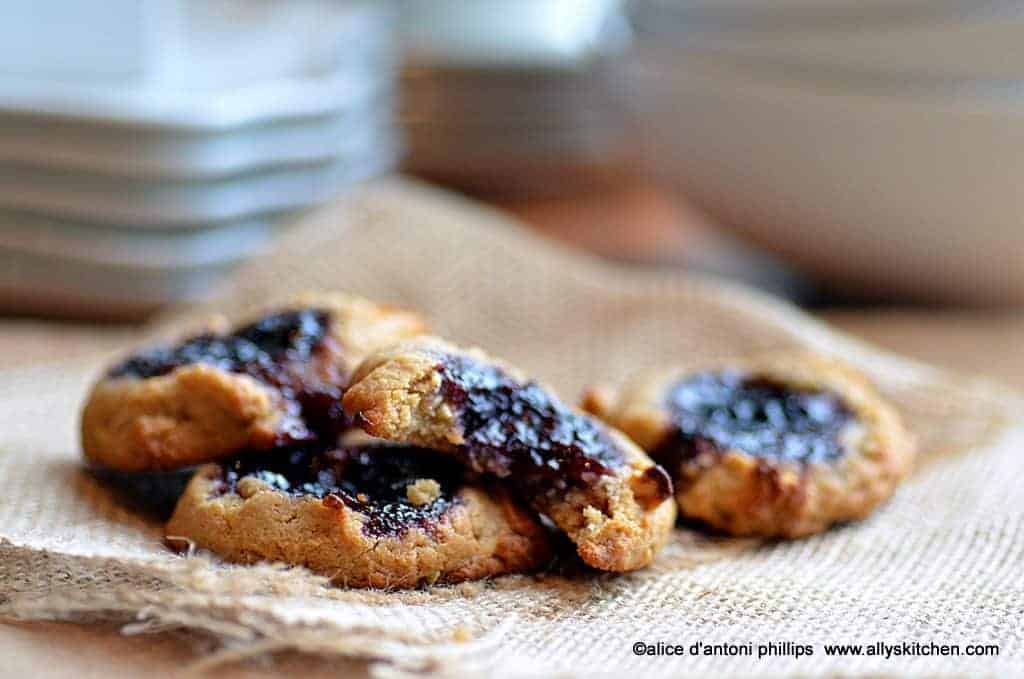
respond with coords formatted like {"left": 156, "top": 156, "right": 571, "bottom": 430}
{"left": 87, "top": 464, "right": 195, "bottom": 521}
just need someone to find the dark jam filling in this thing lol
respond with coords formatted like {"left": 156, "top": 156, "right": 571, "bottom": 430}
{"left": 107, "top": 309, "right": 348, "bottom": 442}
{"left": 219, "top": 444, "right": 464, "bottom": 537}
{"left": 108, "top": 309, "right": 328, "bottom": 379}
{"left": 436, "top": 354, "right": 625, "bottom": 491}
{"left": 655, "top": 371, "right": 855, "bottom": 467}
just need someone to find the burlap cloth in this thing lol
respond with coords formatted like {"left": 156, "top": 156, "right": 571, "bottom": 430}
{"left": 2, "top": 178, "right": 1022, "bottom": 677}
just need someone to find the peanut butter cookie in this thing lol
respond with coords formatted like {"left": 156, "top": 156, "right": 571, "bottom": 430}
{"left": 583, "top": 353, "right": 915, "bottom": 538}
{"left": 166, "top": 441, "right": 552, "bottom": 588}
{"left": 82, "top": 292, "right": 427, "bottom": 472}
{"left": 342, "top": 338, "right": 676, "bottom": 572}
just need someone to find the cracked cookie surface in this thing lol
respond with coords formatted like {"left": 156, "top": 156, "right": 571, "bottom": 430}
{"left": 165, "top": 441, "right": 552, "bottom": 588}
{"left": 583, "top": 353, "right": 915, "bottom": 538}
{"left": 342, "top": 337, "right": 676, "bottom": 572}
{"left": 81, "top": 292, "right": 427, "bottom": 472}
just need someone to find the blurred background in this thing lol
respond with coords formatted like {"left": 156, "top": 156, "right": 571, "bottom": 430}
{"left": 0, "top": 0, "right": 1022, "bottom": 380}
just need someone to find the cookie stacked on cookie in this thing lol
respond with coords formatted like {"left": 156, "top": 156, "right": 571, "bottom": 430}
{"left": 342, "top": 338, "right": 677, "bottom": 572}
{"left": 81, "top": 293, "right": 676, "bottom": 587}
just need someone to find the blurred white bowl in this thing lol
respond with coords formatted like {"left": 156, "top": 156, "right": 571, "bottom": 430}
{"left": 641, "top": 13, "right": 1024, "bottom": 83}
{"left": 630, "top": 0, "right": 1020, "bottom": 31}
{"left": 621, "top": 54, "right": 1024, "bottom": 305}
{"left": 399, "top": 0, "right": 626, "bottom": 68}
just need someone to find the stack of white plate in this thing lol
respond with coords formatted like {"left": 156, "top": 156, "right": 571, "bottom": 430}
{"left": 0, "top": 0, "right": 398, "bottom": 317}
{"left": 397, "top": 0, "right": 636, "bottom": 195}
{"left": 623, "top": 0, "right": 1024, "bottom": 305}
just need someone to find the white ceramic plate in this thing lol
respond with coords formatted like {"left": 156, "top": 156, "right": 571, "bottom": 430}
{"left": 0, "top": 212, "right": 276, "bottom": 269}
{"left": 0, "top": 132, "right": 398, "bottom": 226}
{"left": 0, "top": 92, "right": 393, "bottom": 179}
{"left": 0, "top": 0, "right": 392, "bottom": 86}
{"left": 0, "top": 246, "right": 243, "bottom": 311}
{"left": 620, "top": 54, "right": 1024, "bottom": 305}
{"left": 0, "top": 60, "right": 390, "bottom": 131}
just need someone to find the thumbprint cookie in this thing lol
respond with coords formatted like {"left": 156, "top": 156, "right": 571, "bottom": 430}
{"left": 582, "top": 353, "right": 914, "bottom": 538}
{"left": 82, "top": 292, "right": 427, "bottom": 472}
{"left": 342, "top": 338, "right": 676, "bottom": 572}
{"left": 166, "top": 440, "right": 552, "bottom": 588}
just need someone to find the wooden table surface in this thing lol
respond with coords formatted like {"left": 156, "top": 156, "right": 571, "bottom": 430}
{"left": 2, "top": 182, "right": 1021, "bottom": 677}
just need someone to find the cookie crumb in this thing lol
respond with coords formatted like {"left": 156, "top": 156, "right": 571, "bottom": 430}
{"left": 451, "top": 625, "right": 473, "bottom": 642}
{"left": 235, "top": 476, "right": 267, "bottom": 499}
{"left": 582, "top": 505, "right": 604, "bottom": 530}
{"left": 407, "top": 478, "right": 441, "bottom": 506}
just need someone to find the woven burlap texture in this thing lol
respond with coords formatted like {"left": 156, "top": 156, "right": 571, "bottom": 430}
{"left": 2, "top": 179, "right": 1022, "bottom": 677}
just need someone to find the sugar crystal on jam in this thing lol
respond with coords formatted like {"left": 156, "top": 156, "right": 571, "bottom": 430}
{"left": 220, "top": 444, "right": 463, "bottom": 537}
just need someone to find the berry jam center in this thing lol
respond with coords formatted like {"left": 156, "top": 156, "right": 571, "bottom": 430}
{"left": 436, "top": 355, "right": 625, "bottom": 490}
{"left": 659, "top": 371, "right": 855, "bottom": 464}
{"left": 220, "top": 444, "right": 464, "bottom": 537}
{"left": 109, "top": 309, "right": 328, "bottom": 379}
{"left": 108, "top": 309, "right": 348, "bottom": 442}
